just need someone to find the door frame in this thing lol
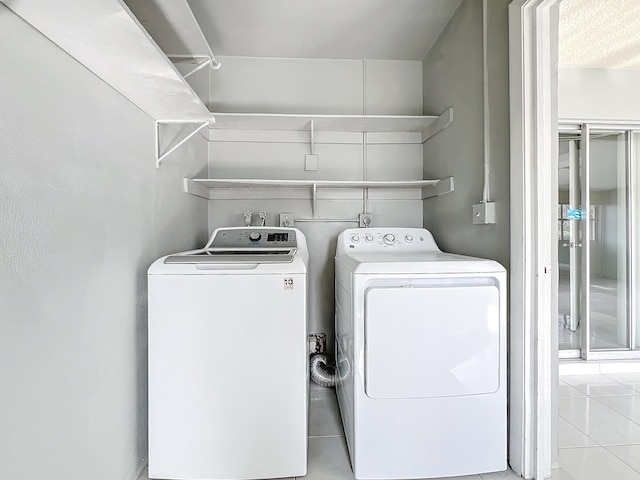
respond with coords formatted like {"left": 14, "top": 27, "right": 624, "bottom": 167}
{"left": 508, "top": 0, "right": 560, "bottom": 478}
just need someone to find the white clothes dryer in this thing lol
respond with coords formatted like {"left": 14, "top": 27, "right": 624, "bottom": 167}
{"left": 148, "top": 227, "right": 308, "bottom": 480}
{"left": 334, "top": 228, "right": 506, "bottom": 479}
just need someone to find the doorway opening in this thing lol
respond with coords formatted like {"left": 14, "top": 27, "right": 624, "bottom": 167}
{"left": 558, "top": 125, "right": 640, "bottom": 360}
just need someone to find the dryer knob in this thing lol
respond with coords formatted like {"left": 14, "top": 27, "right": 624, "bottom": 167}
{"left": 365, "top": 235, "right": 374, "bottom": 243}
{"left": 351, "top": 235, "right": 360, "bottom": 243}
{"left": 405, "top": 235, "right": 413, "bottom": 243}
{"left": 249, "top": 232, "right": 261, "bottom": 241}
{"left": 383, "top": 234, "right": 395, "bottom": 245}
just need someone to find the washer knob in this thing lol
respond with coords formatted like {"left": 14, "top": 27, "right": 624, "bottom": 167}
{"left": 365, "top": 235, "right": 374, "bottom": 243}
{"left": 405, "top": 235, "right": 413, "bottom": 243}
{"left": 351, "top": 235, "right": 360, "bottom": 243}
{"left": 249, "top": 232, "right": 261, "bottom": 241}
{"left": 383, "top": 234, "right": 396, "bottom": 245}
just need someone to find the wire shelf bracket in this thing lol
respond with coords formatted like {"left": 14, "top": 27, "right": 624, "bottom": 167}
{"left": 421, "top": 108, "right": 454, "bottom": 143}
{"left": 156, "top": 119, "right": 214, "bottom": 168}
{"left": 168, "top": 54, "right": 222, "bottom": 79}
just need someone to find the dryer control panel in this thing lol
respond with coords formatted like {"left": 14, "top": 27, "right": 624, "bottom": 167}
{"left": 338, "top": 228, "right": 441, "bottom": 253}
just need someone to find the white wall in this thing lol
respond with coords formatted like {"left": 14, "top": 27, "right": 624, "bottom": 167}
{"left": 559, "top": 67, "right": 640, "bottom": 122}
{"left": 207, "top": 56, "right": 424, "bottom": 349}
{"left": 210, "top": 56, "right": 423, "bottom": 115}
{"left": 0, "top": 7, "right": 208, "bottom": 480}
{"left": 421, "top": 0, "right": 510, "bottom": 268}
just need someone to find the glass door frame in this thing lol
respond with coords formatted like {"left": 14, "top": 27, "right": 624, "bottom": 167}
{"left": 558, "top": 122, "right": 639, "bottom": 360}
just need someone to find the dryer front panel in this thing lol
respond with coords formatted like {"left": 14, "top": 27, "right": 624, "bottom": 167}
{"left": 364, "top": 283, "right": 500, "bottom": 399}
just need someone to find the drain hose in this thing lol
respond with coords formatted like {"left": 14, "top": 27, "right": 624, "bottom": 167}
{"left": 310, "top": 353, "right": 349, "bottom": 388}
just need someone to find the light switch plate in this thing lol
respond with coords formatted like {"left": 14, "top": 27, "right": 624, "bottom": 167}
{"left": 305, "top": 154, "right": 318, "bottom": 171}
{"left": 472, "top": 202, "right": 496, "bottom": 224}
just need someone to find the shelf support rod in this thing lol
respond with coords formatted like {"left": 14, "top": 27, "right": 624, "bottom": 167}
{"left": 168, "top": 54, "right": 222, "bottom": 70}
{"left": 182, "top": 58, "right": 213, "bottom": 79}
{"left": 312, "top": 182, "right": 318, "bottom": 219}
{"left": 156, "top": 121, "right": 211, "bottom": 168}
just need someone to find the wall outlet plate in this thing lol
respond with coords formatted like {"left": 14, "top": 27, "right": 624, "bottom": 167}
{"left": 305, "top": 154, "right": 318, "bottom": 171}
{"left": 472, "top": 202, "right": 496, "bottom": 224}
{"left": 279, "top": 213, "right": 294, "bottom": 227}
{"left": 359, "top": 213, "right": 373, "bottom": 227}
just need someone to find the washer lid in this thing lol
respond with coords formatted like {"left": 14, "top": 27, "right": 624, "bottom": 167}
{"left": 148, "top": 226, "right": 309, "bottom": 274}
{"left": 164, "top": 248, "right": 297, "bottom": 264}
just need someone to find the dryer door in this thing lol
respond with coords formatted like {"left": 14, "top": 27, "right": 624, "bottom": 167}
{"left": 364, "top": 284, "right": 500, "bottom": 399}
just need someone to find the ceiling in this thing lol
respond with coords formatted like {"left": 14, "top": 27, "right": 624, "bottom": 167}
{"left": 185, "top": 0, "right": 462, "bottom": 60}
{"left": 559, "top": 0, "right": 640, "bottom": 68}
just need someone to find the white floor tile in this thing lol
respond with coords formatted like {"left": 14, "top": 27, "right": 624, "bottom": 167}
{"left": 561, "top": 374, "right": 623, "bottom": 395}
{"left": 582, "top": 384, "right": 637, "bottom": 396}
{"left": 479, "top": 466, "right": 577, "bottom": 480}
{"left": 309, "top": 389, "right": 344, "bottom": 438}
{"left": 623, "top": 383, "right": 640, "bottom": 394}
{"left": 607, "top": 373, "right": 640, "bottom": 383}
{"left": 595, "top": 395, "right": 640, "bottom": 426}
{"left": 548, "top": 467, "right": 579, "bottom": 480}
{"left": 562, "top": 373, "right": 618, "bottom": 385}
{"left": 430, "top": 474, "right": 484, "bottom": 480}
{"left": 559, "top": 381, "right": 587, "bottom": 398}
{"left": 299, "top": 436, "right": 354, "bottom": 480}
{"left": 559, "top": 417, "right": 598, "bottom": 448}
{"left": 606, "top": 374, "right": 640, "bottom": 393}
{"left": 559, "top": 446, "right": 640, "bottom": 480}
{"left": 480, "top": 470, "right": 521, "bottom": 479}
{"left": 429, "top": 475, "right": 481, "bottom": 480}
{"left": 607, "top": 444, "right": 640, "bottom": 474}
{"left": 141, "top": 465, "right": 294, "bottom": 480}
{"left": 560, "top": 397, "right": 640, "bottom": 445}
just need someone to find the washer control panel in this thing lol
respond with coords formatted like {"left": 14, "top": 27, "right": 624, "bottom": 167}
{"left": 340, "top": 228, "right": 440, "bottom": 253}
{"left": 209, "top": 228, "right": 297, "bottom": 248}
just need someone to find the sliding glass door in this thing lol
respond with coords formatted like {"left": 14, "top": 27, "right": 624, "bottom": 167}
{"left": 558, "top": 125, "right": 637, "bottom": 359}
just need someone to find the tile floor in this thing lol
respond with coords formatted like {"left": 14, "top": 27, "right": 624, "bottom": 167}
{"left": 557, "top": 372, "right": 640, "bottom": 480}
{"left": 141, "top": 369, "right": 640, "bottom": 480}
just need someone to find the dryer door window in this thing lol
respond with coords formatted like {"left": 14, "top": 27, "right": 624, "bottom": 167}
{"left": 364, "top": 284, "right": 500, "bottom": 399}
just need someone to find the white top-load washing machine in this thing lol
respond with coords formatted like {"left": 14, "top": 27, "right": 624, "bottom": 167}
{"left": 334, "top": 228, "right": 506, "bottom": 479}
{"left": 148, "top": 227, "right": 308, "bottom": 480}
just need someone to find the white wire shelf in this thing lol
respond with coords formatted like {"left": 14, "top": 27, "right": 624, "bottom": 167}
{"left": 184, "top": 177, "right": 454, "bottom": 216}
{"left": 208, "top": 108, "right": 453, "bottom": 144}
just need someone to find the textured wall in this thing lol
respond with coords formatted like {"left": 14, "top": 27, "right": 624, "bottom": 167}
{"left": 0, "top": 6, "right": 207, "bottom": 480}
{"left": 421, "top": 0, "right": 510, "bottom": 269}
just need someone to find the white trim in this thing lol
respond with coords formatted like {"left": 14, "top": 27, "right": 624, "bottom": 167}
{"left": 509, "top": 0, "right": 560, "bottom": 478}
{"left": 580, "top": 124, "right": 591, "bottom": 359}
